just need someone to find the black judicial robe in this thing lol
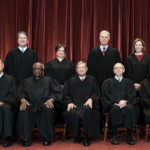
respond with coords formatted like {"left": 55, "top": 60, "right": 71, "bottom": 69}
{"left": 16, "top": 76, "right": 62, "bottom": 141}
{"left": 125, "top": 54, "right": 150, "bottom": 84}
{"left": 64, "top": 75, "right": 101, "bottom": 137}
{"left": 141, "top": 79, "right": 150, "bottom": 124}
{"left": 45, "top": 58, "right": 75, "bottom": 85}
{"left": 4, "top": 48, "right": 38, "bottom": 85}
{"left": 87, "top": 46, "right": 121, "bottom": 85}
{"left": 0, "top": 73, "right": 16, "bottom": 142}
{"left": 103, "top": 77, "right": 138, "bottom": 128}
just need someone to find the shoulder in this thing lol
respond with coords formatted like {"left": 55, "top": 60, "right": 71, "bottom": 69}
{"left": 5, "top": 48, "right": 19, "bottom": 56}
{"left": 3, "top": 73, "right": 15, "bottom": 81}
{"left": 123, "top": 77, "right": 133, "bottom": 84}
{"left": 107, "top": 46, "right": 119, "bottom": 52}
{"left": 89, "top": 47, "right": 100, "bottom": 54}
{"left": 27, "top": 48, "right": 37, "bottom": 54}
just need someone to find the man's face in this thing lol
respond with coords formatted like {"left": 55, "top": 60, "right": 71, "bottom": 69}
{"left": 76, "top": 63, "right": 88, "bottom": 76}
{"left": 99, "top": 32, "right": 110, "bottom": 46}
{"left": 0, "top": 61, "right": 4, "bottom": 73}
{"left": 18, "top": 33, "right": 28, "bottom": 47}
{"left": 113, "top": 63, "right": 125, "bottom": 76}
{"left": 33, "top": 64, "right": 43, "bottom": 78}
{"left": 56, "top": 47, "right": 65, "bottom": 58}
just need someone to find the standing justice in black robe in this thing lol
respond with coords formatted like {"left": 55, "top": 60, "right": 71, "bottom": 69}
{"left": 0, "top": 74, "right": 16, "bottom": 142}
{"left": 16, "top": 76, "right": 62, "bottom": 142}
{"left": 141, "top": 79, "right": 150, "bottom": 124}
{"left": 103, "top": 78, "right": 138, "bottom": 129}
{"left": 4, "top": 48, "right": 38, "bottom": 85}
{"left": 64, "top": 75, "right": 101, "bottom": 137}
{"left": 125, "top": 54, "right": 150, "bottom": 84}
{"left": 87, "top": 46, "right": 121, "bottom": 86}
{"left": 45, "top": 58, "right": 75, "bottom": 85}
{"left": 45, "top": 58, "right": 75, "bottom": 123}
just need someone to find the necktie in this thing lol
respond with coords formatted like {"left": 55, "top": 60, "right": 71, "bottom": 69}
{"left": 118, "top": 78, "right": 121, "bottom": 82}
{"left": 21, "top": 49, "right": 24, "bottom": 53}
{"left": 81, "top": 77, "right": 84, "bottom": 81}
{"left": 102, "top": 47, "right": 105, "bottom": 56}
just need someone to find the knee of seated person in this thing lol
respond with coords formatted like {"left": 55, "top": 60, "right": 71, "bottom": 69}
{"left": 1, "top": 103, "right": 13, "bottom": 113}
{"left": 125, "top": 104, "right": 134, "bottom": 110}
{"left": 83, "top": 105, "right": 92, "bottom": 111}
{"left": 111, "top": 104, "right": 120, "bottom": 110}
{"left": 45, "top": 107, "right": 55, "bottom": 112}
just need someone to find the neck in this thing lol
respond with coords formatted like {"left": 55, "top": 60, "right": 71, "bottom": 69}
{"left": 0, "top": 71, "right": 3, "bottom": 75}
{"left": 135, "top": 51, "right": 143, "bottom": 55}
{"left": 116, "top": 75, "right": 122, "bottom": 78}
{"left": 19, "top": 45, "right": 27, "bottom": 49}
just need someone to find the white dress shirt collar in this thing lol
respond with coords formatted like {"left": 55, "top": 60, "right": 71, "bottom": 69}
{"left": 0, "top": 72, "right": 4, "bottom": 78}
{"left": 18, "top": 46, "right": 27, "bottom": 53}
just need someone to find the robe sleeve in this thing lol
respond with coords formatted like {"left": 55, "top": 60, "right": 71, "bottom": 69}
{"left": 18, "top": 80, "right": 29, "bottom": 101}
{"left": 141, "top": 81, "right": 150, "bottom": 107}
{"left": 4, "top": 51, "right": 14, "bottom": 75}
{"left": 103, "top": 80, "right": 120, "bottom": 112}
{"left": 87, "top": 50, "right": 96, "bottom": 76}
{"left": 114, "top": 48, "right": 121, "bottom": 63}
{"left": 124, "top": 58, "right": 134, "bottom": 82}
{"left": 45, "top": 63, "right": 53, "bottom": 77}
{"left": 2, "top": 77, "right": 16, "bottom": 105}
{"left": 63, "top": 79, "right": 73, "bottom": 105}
{"left": 125, "top": 80, "right": 136, "bottom": 104}
{"left": 33, "top": 51, "right": 39, "bottom": 63}
{"left": 48, "top": 78, "right": 63, "bottom": 101}
{"left": 90, "top": 77, "right": 101, "bottom": 110}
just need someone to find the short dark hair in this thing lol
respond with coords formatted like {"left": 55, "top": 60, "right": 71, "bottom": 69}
{"left": 17, "top": 31, "right": 28, "bottom": 39}
{"left": 55, "top": 44, "right": 66, "bottom": 52}
{"left": 0, "top": 59, "right": 3, "bottom": 64}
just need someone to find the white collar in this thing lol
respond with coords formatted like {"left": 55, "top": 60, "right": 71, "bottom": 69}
{"left": 79, "top": 75, "right": 86, "bottom": 81}
{"left": 57, "top": 57, "right": 64, "bottom": 62}
{"left": 115, "top": 76, "right": 123, "bottom": 82}
{"left": 100, "top": 45, "right": 108, "bottom": 51}
{"left": 0, "top": 72, "right": 4, "bottom": 78}
{"left": 18, "top": 46, "right": 27, "bottom": 53}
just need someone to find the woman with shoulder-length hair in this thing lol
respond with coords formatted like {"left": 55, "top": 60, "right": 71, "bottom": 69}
{"left": 125, "top": 38, "right": 150, "bottom": 91}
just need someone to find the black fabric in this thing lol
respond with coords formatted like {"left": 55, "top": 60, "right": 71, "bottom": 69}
{"left": 45, "top": 58, "right": 75, "bottom": 85}
{"left": 0, "top": 74, "right": 16, "bottom": 142}
{"left": 16, "top": 76, "right": 63, "bottom": 141}
{"left": 64, "top": 75, "right": 101, "bottom": 137}
{"left": 4, "top": 48, "right": 38, "bottom": 85}
{"left": 125, "top": 54, "right": 150, "bottom": 83}
{"left": 103, "top": 77, "right": 138, "bottom": 129}
{"left": 141, "top": 79, "right": 150, "bottom": 124}
{"left": 87, "top": 46, "right": 121, "bottom": 85}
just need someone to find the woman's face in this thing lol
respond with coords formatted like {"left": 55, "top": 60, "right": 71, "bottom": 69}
{"left": 135, "top": 41, "right": 143, "bottom": 53}
{"left": 56, "top": 47, "right": 65, "bottom": 58}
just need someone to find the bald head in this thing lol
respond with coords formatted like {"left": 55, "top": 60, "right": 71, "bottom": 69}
{"left": 113, "top": 63, "right": 125, "bottom": 77}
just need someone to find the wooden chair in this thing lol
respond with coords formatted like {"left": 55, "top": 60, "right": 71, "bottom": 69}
{"left": 103, "top": 112, "right": 140, "bottom": 141}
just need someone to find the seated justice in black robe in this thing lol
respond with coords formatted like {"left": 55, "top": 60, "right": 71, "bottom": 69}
{"left": 0, "top": 59, "right": 16, "bottom": 147}
{"left": 63, "top": 61, "right": 101, "bottom": 146}
{"left": 103, "top": 63, "right": 138, "bottom": 145}
{"left": 16, "top": 62, "right": 62, "bottom": 147}
{"left": 141, "top": 79, "right": 150, "bottom": 124}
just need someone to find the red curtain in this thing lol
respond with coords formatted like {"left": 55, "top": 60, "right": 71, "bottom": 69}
{"left": 0, "top": 0, "right": 150, "bottom": 63}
